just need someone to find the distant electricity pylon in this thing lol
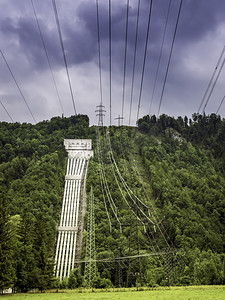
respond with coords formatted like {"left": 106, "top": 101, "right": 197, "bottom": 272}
{"left": 115, "top": 115, "right": 124, "bottom": 126}
{"left": 84, "top": 187, "right": 96, "bottom": 287}
{"left": 95, "top": 104, "right": 106, "bottom": 126}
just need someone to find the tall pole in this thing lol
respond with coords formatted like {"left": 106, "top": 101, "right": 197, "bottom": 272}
{"left": 84, "top": 187, "right": 96, "bottom": 287}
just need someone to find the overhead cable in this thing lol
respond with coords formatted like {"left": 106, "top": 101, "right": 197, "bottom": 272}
{"left": 78, "top": 250, "right": 181, "bottom": 263}
{"left": 157, "top": 0, "right": 183, "bottom": 118}
{"left": 136, "top": 0, "right": 153, "bottom": 122}
{"left": 106, "top": 130, "right": 152, "bottom": 212}
{"left": 96, "top": 131, "right": 112, "bottom": 232}
{"left": 52, "top": 0, "right": 77, "bottom": 115}
{"left": 0, "top": 49, "right": 36, "bottom": 123}
{"left": 109, "top": 0, "right": 112, "bottom": 126}
{"left": 106, "top": 133, "right": 147, "bottom": 228}
{"left": 0, "top": 100, "right": 14, "bottom": 122}
{"left": 105, "top": 130, "right": 171, "bottom": 256}
{"left": 129, "top": 0, "right": 141, "bottom": 125}
{"left": 216, "top": 95, "right": 225, "bottom": 115}
{"left": 202, "top": 56, "right": 225, "bottom": 114}
{"left": 116, "top": 128, "right": 177, "bottom": 252}
{"left": 31, "top": 0, "right": 64, "bottom": 115}
{"left": 96, "top": 0, "right": 103, "bottom": 106}
{"left": 121, "top": 0, "right": 130, "bottom": 124}
{"left": 106, "top": 129, "right": 172, "bottom": 250}
{"left": 149, "top": 0, "right": 172, "bottom": 115}
{"left": 96, "top": 127, "right": 122, "bottom": 232}
{"left": 197, "top": 46, "right": 225, "bottom": 114}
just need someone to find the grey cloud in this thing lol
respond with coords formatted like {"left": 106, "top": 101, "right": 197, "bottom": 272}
{"left": 63, "top": 24, "right": 97, "bottom": 65}
{"left": 0, "top": 16, "right": 62, "bottom": 70}
{"left": 176, "top": 0, "right": 225, "bottom": 42}
{"left": 1, "top": 0, "right": 225, "bottom": 124}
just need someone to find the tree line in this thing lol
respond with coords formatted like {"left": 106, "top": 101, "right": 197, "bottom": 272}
{"left": 0, "top": 115, "right": 90, "bottom": 292}
{"left": 1, "top": 113, "right": 225, "bottom": 291}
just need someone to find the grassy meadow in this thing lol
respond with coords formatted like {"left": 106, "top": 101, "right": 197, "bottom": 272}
{"left": 2, "top": 286, "right": 225, "bottom": 300}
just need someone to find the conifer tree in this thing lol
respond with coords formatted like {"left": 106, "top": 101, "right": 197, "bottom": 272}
{"left": 33, "top": 213, "right": 54, "bottom": 291}
{"left": 0, "top": 196, "right": 15, "bottom": 293}
{"left": 15, "top": 209, "right": 36, "bottom": 292}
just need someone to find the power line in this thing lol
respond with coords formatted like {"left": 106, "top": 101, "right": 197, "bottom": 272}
{"left": 197, "top": 46, "right": 225, "bottom": 114}
{"left": 157, "top": 0, "right": 183, "bottom": 118}
{"left": 105, "top": 129, "right": 173, "bottom": 265}
{"left": 106, "top": 131, "right": 150, "bottom": 228}
{"left": 216, "top": 95, "right": 225, "bottom": 115}
{"left": 97, "top": 127, "right": 122, "bottom": 232}
{"left": 96, "top": 0, "right": 103, "bottom": 107}
{"left": 102, "top": 129, "right": 174, "bottom": 262}
{"left": 78, "top": 250, "right": 182, "bottom": 264}
{"left": 31, "top": 0, "right": 64, "bottom": 115}
{"left": 110, "top": 160, "right": 146, "bottom": 227}
{"left": 136, "top": 0, "right": 153, "bottom": 122}
{"left": 149, "top": 0, "right": 172, "bottom": 116}
{"left": 109, "top": 0, "right": 112, "bottom": 126}
{"left": 0, "top": 100, "right": 14, "bottom": 122}
{"left": 0, "top": 49, "right": 36, "bottom": 123}
{"left": 118, "top": 129, "right": 179, "bottom": 254}
{"left": 121, "top": 0, "right": 130, "bottom": 125}
{"left": 108, "top": 129, "right": 185, "bottom": 272}
{"left": 106, "top": 130, "right": 152, "bottom": 212}
{"left": 202, "top": 56, "right": 225, "bottom": 114}
{"left": 96, "top": 129, "right": 112, "bottom": 232}
{"left": 97, "top": 127, "right": 182, "bottom": 270}
{"left": 129, "top": 0, "right": 141, "bottom": 126}
{"left": 52, "top": 0, "right": 77, "bottom": 115}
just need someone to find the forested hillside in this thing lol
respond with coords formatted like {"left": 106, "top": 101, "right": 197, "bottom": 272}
{"left": 0, "top": 115, "right": 91, "bottom": 292}
{"left": 0, "top": 113, "right": 225, "bottom": 291}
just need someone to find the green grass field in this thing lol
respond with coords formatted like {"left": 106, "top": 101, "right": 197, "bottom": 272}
{"left": 2, "top": 286, "right": 225, "bottom": 300}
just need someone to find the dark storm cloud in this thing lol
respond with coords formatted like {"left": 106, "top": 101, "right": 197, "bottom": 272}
{"left": 77, "top": 0, "right": 129, "bottom": 42}
{"left": 1, "top": 0, "right": 225, "bottom": 124}
{"left": 175, "top": 0, "right": 225, "bottom": 42}
{"left": 63, "top": 22, "right": 97, "bottom": 65}
{"left": 0, "top": 0, "right": 179, "bottom": 72}
{"left": 72, "top": 0, "right": 159, "bottom": 76}
{"left": 1, "top": 0, "right": 224, "bottom": 70}
{"left": 0, "top": 16, "right": 61, "bottom": 70}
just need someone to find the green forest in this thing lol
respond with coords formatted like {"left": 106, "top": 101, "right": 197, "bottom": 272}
{"left": 0, "top": 113, "right": 225, "bottom": 292}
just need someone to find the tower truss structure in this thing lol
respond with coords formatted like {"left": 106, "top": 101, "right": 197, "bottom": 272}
{"left": 84, "top": 187, "right": 97, "bottom": 287}
{"left": 95, "top": 104, "right": 106, "bottom": 126}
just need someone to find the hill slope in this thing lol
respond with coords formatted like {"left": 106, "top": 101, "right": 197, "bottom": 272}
{"left": 0, "top": 113, "right": 225, "bottom": 290}
{"left": 86, "top": 121, "right": 225, "bottom": 286}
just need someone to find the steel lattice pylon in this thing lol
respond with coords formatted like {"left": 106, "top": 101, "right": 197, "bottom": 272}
{"left": 84, "top": 187, "right": 97, "bottom": 287}
{"left": 95, "top": 104, "right": 106, "bottom": 127}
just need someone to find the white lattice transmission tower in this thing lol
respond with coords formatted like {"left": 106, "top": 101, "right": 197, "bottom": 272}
{"left": 84, "top": 187, "right": 97, "bottom": 287}
{"left": 95, "top": 104, "right": 106, "bottom": 126}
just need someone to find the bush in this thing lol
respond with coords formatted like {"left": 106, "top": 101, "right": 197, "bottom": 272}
{"left": 59, "top": 277, "right": 68, "bottom": 289}
{"left": 68, "top": 268, "right": 83, "bottom": 289}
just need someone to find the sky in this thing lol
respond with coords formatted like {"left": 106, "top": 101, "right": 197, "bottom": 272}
{"left": 1, "top": 0, "right": 225, "bottom": 126}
